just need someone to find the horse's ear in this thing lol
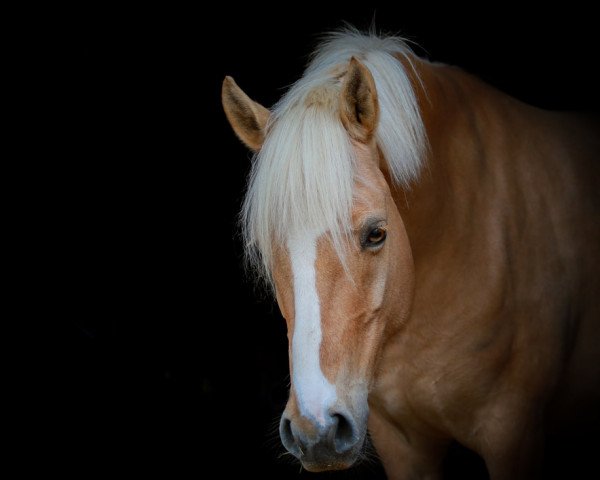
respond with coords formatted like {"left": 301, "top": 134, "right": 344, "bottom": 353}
{"left": 339, "top": 57, "right": 379, "bottom": 143}
{"left": 222, "top": 76, "right": 270, "bottom": 152}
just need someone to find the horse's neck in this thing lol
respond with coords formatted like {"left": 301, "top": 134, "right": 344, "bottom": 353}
{"left": 391, "top": 56, "right": 597, "bottom": 337}
{"left": 396, "top": 58, "right": 517, "bottom": 271}
{"left": 393, "top": 59, "right": 513, "bottom": 326}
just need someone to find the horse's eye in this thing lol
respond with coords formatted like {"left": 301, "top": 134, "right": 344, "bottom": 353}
{"left": 366, "top": 227, "right": 387, "bottom": 247}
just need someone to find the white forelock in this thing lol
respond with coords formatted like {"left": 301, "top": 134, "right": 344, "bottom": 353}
{"left": 241, "top": 29, "right": 426, "bottom": 287}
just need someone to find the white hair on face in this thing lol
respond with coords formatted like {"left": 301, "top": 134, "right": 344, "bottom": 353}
{"left": 241, "top": 29, "right": 426, "bottom": 287}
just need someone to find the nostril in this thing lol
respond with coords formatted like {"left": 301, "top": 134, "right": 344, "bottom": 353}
{"left": 280, "top": 417, "right": 301, "bottom": 458}
{"left": 332, "top": 413, "right": 356, "bottom": 453}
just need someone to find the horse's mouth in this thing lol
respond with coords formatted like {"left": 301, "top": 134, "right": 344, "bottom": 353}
{"left": 300, "top": 452, "right": 360, "bottom": 472}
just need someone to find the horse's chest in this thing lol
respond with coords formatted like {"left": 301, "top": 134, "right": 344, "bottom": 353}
{"left": 374, "top": 343, "right": 508, "bottom": 437}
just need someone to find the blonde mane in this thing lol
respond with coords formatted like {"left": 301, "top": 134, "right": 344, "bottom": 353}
{"left": 241, "top": 30, "right": 426, "bottom": 286}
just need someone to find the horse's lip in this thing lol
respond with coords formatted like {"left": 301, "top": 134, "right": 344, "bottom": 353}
{"left": 300, "top": 455, "right": 358, "bottom": 472}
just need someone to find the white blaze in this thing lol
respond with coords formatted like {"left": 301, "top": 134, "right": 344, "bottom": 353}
{"left": 288, "top": 231, "right": 337, "bottom": 425}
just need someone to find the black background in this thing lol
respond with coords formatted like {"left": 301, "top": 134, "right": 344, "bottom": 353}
{"left": 56, "top": 4, "right": 598, "bottom": 478}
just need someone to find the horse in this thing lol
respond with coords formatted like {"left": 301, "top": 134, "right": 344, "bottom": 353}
{"left": 221, "top": 30, "right": 600, "bottom": 479}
